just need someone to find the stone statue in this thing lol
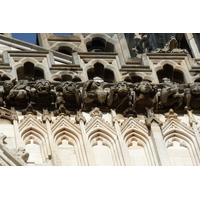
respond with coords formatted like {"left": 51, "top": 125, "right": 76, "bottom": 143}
{"left": 55, "top": 81, "right": 81, "bottom": 109}
{"left": 153, "top": 36, "right": 187, "bottom": 53}
{"left": 1, "top": 79, "right": 30, "bottom": 108}
{"left": 132, "top": 34, "right": 152, "bottom": 58}
{"left": 145, "top": 107, "right": 163, "bottom": 127}
{"left": 14, "top": 147, "right": 29, "bottom": 162}
{"left": 107, "top": 81, "right": 133, "bottom": 111}
{"left": 159, "top": 78, "right": 183, "bottom": 109}
{"left": 184, "top": 82, "right": 200, "bottom": 109}
{"left": 133, "top": 80, "right": 157, "bottom": 112}
{"left": 30, "top": 79, "right": 55, "bottom": 109}
{"left": 82, "top": 77, "right": 107, "bottom": 111}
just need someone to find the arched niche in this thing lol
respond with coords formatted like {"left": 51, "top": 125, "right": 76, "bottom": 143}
{"left": 53, "top": 129, "right": 82, "bottom": 166}
{"left": 57, "top": 46, "right": 73, "bottom": 56}
{"left": 87, "top": 62, "right": 115, "bottom": 83}
{"left": 86, "top": 37, "right": 114, "bottom": 52}
{"left": 25, "top": 137, "right": 44, "bottom": 164}
{"left": 17, "top": 62, "right": 44, "bottom": 80}
{"left": 124, "top": 75, "right": 143, "bottom": 83}
{"left": 53, "top": 73, "right": 81, "bottom": 82}
{"left": 167, "top": 139, "right": 194, "bottom": 166}
{"left": 157, "top": 64, "right": 185, "bottom": 83}
{"left": 92, "top": 138, "right": 114, "bottom": 166}
{"left": 57, "top": 137, "right": 78, "bottom": 166}
{"left": 124, "top": 132, "right": 151, "bottom": 166}
{"left": 88, "top": 129, "right": 117, "bottom": 166}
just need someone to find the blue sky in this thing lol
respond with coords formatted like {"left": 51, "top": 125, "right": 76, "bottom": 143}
{"left": 12, "top": 33, "right": 72, "bottom": 45}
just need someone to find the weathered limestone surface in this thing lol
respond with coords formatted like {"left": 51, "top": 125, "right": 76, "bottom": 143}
{"left": 0, "top": 33, "right": 200, "bottom": 166}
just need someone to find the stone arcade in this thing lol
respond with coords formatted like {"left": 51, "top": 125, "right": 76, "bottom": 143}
{"left": 1, "top": 33, "right": 200, "bottom": 166}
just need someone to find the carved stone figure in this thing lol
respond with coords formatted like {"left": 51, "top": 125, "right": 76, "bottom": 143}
{"left": 30, "top": 79, "right": 55, "bottom": 109}
{"left": 159, "top": 78, "right": 183, "bottom": 109}
{"left": 107, "top": 81, "right": 133, "bottom": 110}
{"left": 82, "top": 77, "right": 107, "bottom": 111}
{"left": 55, "top": 81, "right": 81, "bottom": 111}
{"left": 145, "top": 107, "right": 163, "bottom": 127}
{"left": 133, "top": 81, "right": 157, "bottom": 111}
{"left": 153, "top": 36, "right": 187, "bottom": 53}
{"left": 184, "top": 82, "right": 200, "bottom": 109}
{"left": 1, "top": 79, "right": 30, "bottom": 108}
{"left": 132, "top": 33, "right": 152, "bottom": 58}
{"left": 14, "top": 147, "right": 29, "bottom": 162}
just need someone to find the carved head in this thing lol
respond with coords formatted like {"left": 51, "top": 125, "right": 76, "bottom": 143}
{"left": 3, "top": 79, "right": 16, "bottom": 93}
{"left": 114, "top": 81, "right": 130, "bottom": 97}
{"left": 137, "top": 81, "right": 152, "bottom": 93}
{"left": 191, "top": 83, "right": 200, "bottom": 95}
{"left": 60, "top": 81, "right": 77, "bottom": 94}
{"left": 35, "top": 79, "right": 51, "bottom": 95}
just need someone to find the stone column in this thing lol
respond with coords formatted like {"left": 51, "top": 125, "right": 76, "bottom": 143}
{"left": 11, "top": 108, "right": 23, "bottom": 148}
{"left": 187, "top": 110, "right": 200, "bottom": 155}
{"left": 145, "top": 108, "right": 171, "bottom": 166}
{"left": 42, "top": 110, "right": 61, "bottom": 166}
{"left": 185, "top": 33, "right": 200, "bottom": 58}
{"left": 75, "top": 111, "right": 96, "bottom": 166}
{"left": 111, "top": 109, "right": 132, "bottom": 166}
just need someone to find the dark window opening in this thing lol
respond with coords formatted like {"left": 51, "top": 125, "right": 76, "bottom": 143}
{"left": 125, "top": 74, "right": 143, "bottom": 83}
{"left": 194, "top": 78, "right": 200, "bottom": 82}
{"left": 86, "top": 38, "right": 114, "bottom": 52}
{"left": 0, "top": 75, "right": 10, "bottom": 81}
{"left": 62, "top": 74, "right": 73, "bottom": 81}
{"left": 87, "top": 62, "right": 114, "bottom": 83}
{"left": 176, "top": 33, "right": 193, "bottom": 57}
{"left": 58, "top": 46, "right": 72, "bottom": 56}
{"left": 157, "top": 64, "right": 185, "bottom": 83}
{"left": 17, "top": 62, "right": 44, "bottom": 80}
{"left": 34, "top": 68, "right": 44, "bottom": 80}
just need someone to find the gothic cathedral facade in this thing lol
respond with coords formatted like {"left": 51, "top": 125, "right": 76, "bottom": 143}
{"left": 1, "top": 33, "right": 200, "bottom": 166}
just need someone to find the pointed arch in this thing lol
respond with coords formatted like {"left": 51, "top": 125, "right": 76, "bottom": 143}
{"left": 15, "top": 58, "right": 45, "bottom": 80}
{"left": 163, "top": 129, "right": 200, "bottom": 166}
{"left": 53, "top": 128, "right": 83, "bottom": 166}
{"left": 21, "top": 128, "right": 48, "bottom": 165}
{"left": 122, "top": 129, "right": 156, "bottom": 166}
{"left": 50, "top": 42, "right": 83, "bottom": 53}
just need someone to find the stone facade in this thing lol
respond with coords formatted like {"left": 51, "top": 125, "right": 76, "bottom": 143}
{"left": 1, "top": 33, "right": 200, "bottom": 166}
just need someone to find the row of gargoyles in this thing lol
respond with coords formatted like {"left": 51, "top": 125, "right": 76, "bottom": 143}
{"left": 0, "top": 77, "right": 199, "bottom": 115}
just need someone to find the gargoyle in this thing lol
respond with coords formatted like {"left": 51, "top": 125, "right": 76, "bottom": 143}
{"left": 153, "top": 36, "right": 187, "bottom": 53}
{"left": 159, "top": 78, "right": 183, "bottom": 109}
{"left": 30, "top": 79, "right": 55, "bottom": 109}
{"left": 184, "top": 82, "right": 200, "bottom": 109}
{"left": 107, "top": 81, "right": 133, "bottom": 110}
{"left": 1, "top": 79, "right": 30, "bottom": 108}
{"left": 133, "top": 80, "right": 157, "bottom": 112}
{"left": 82, "top": 77, "right": 107, "bottom": 111}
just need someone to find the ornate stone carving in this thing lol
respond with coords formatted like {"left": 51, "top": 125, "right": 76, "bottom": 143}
{"left": 107, "top": 81, "right": 133, "bottom": 110}
{"left": 75, "top": 110, "right": 86, "bottom": 124}
{"left": 145, "top": 107, "right": 163, "bottom": 127}
{"left": 14, "top": 147, "right": 29, "bottom": 162}
{"left": 164, "top": 109, "right": 178, "bottom": 120}
{"left": 159, "top": 78, "right": 183, "bottom": 109}
{"left": 153, "top": 36, "right": 187, "bottom": 53}
{"left": 0, "top": 132, "right": 7, "bottom": 146}
{"left": 0, "top": 107, "right": 18, "bottom": 122}
{"left": 133, "top": 81, "right": 157, "bottom": 112}
{"left": 132, "top": 34, "right": 152, "bottom": 58}
{"left": 89, "top": 107, "right": 102, "bottom": 118}
{"left": 184, "top": 82, "right": 200, "bottom": 109}
{"left": 30, "top": 79, "right": 55, "bottom": 109}
{"left": 2, "top": 79, "right": 30, "bottom": 108}
{"left": 54, "top": 81, "right": 81, "bottom": 115}
{"left": 82, "top": 77, "right": 107, "bottom": 111}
